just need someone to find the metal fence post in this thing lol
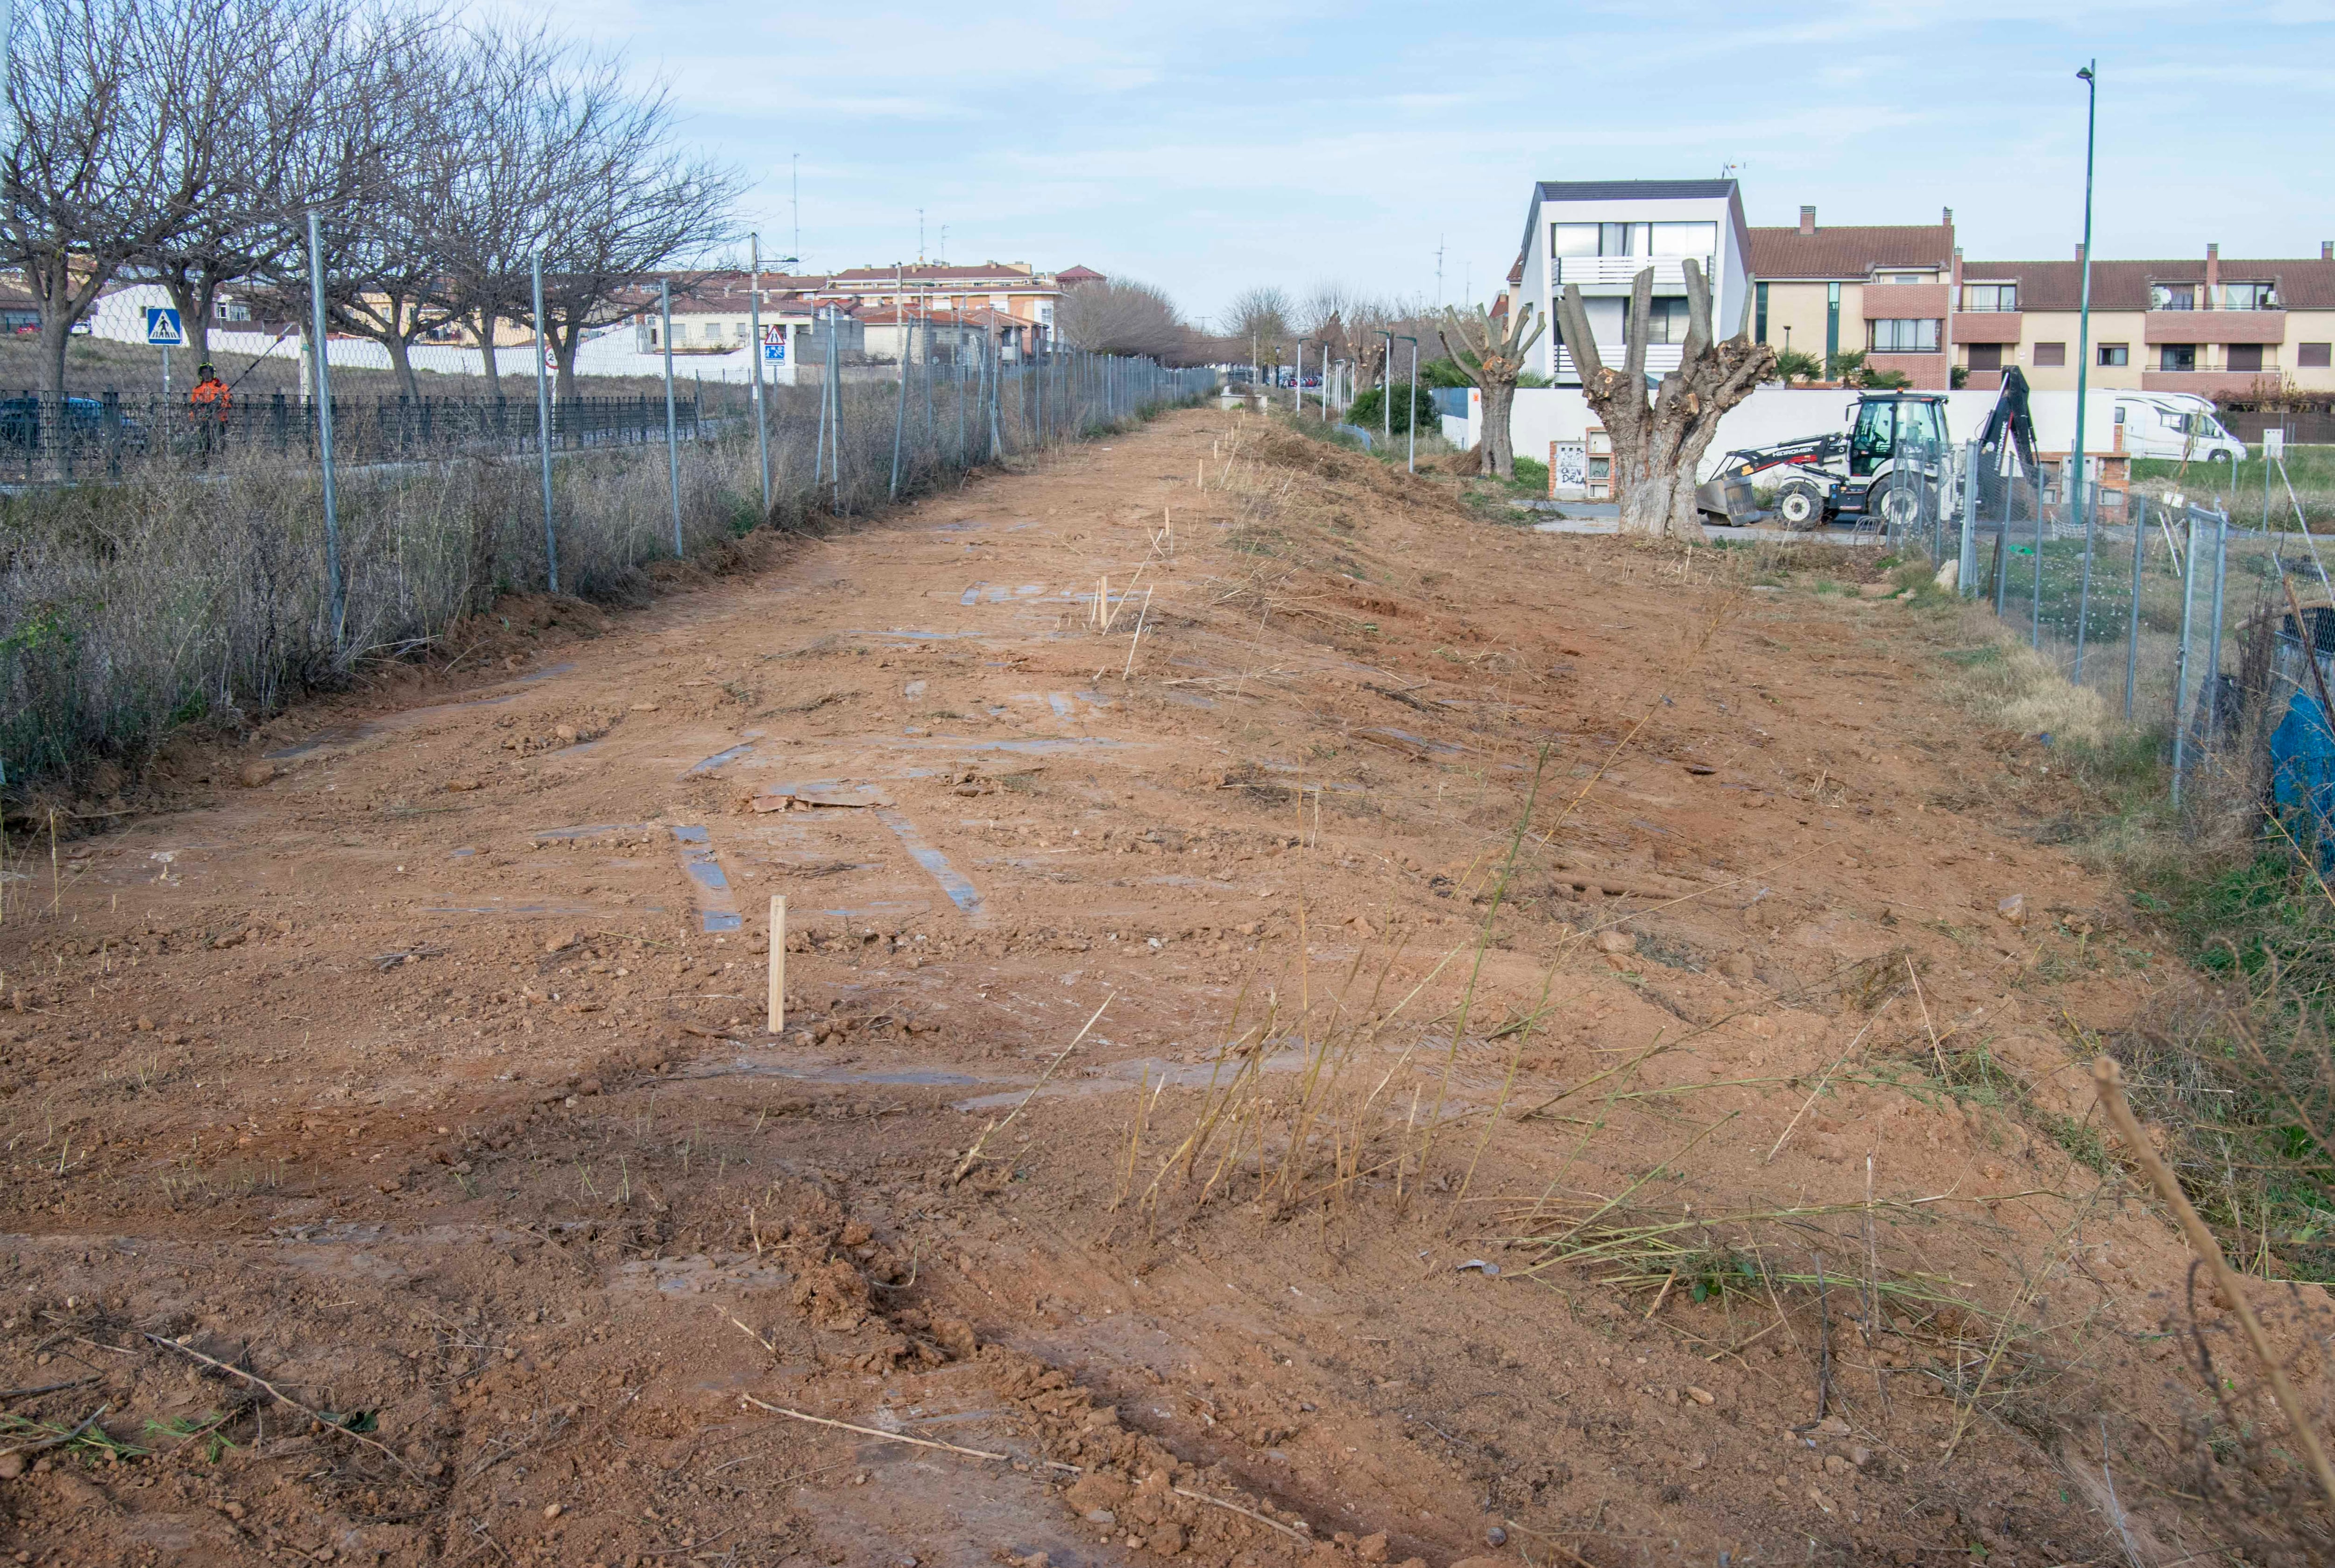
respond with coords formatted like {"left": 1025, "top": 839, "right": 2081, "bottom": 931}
{"left": 1994, "top": 459, "right": 2011, "bottom": 617}
{"left": 1958, "top": 441, "right": 1978, "bottom": 596}
{"left": 306, "top": 211, "right": 345, "bottom": 647}
{"left": 2204, "top": 508, "right": 2229, "bottom": 753}
{"left": 2032, "top": 466, "right": 2047, "bottom": 651}
{"left": 827, "top": 308, "right": 842, "bottom": 512}
{"left": 2123, "top": 494, "right": 2146, "bottom": 719}
{"left": 531, "top": 252, "right": 558, "bottom": 593}
{"left": 2073, "top": 455, "right": 2098, "bottom": 682}
{"left": 660, "top": 279, "right": 682, "bottom": 556}
{"left": 889, "top": 309, "right": 909, "bottom": 499}
{"left": 750, "top": 237, "right": 771, "bottom": 519}
{"left": 2172, "top": 509, "right": 2200, "bottom": 807}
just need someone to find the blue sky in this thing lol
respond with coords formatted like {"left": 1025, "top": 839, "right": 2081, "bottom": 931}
{"left": 482, "top": 0, "right": 2335, "bottom": 327}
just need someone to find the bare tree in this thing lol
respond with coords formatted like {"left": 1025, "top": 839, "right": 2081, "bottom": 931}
{"left": 529, "top": 59, "right": 741, "bottom": 402}
{"left": 142, "top": 0, "right": 399, "bottom": 362}
{"left": 1220, "top": 284, "right": 1293, "bottom": 374}
{"left": 2, "top": 0, "right": 204, "bottom": 398}
{"left": 1437, "top": 303, "right": 1544, "bottom": 478}
{"left": 1057, "top": 278, "right": 1185, "bottom": 359}
{"left": 434, "top": 26, "right": 568, "bottom": 403}
{"left": 1555, "top": 261, "right": 1773, "bottom": 538}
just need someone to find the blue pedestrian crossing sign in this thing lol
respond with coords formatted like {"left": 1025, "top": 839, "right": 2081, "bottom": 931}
{"left": 144, "top": 307, "right": 184, "bottom": 346}
{"left": 761, "top": 324, "right": 786, "bottom": 364}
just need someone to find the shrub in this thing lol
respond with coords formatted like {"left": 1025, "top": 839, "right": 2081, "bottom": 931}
{"left": 1347, "top": 382, "right": 1440, "bottom": 435}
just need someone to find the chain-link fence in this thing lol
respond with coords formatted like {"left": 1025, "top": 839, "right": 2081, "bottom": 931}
{"left": 0, "top": 390, "right": 712, "bottom": 481}
{"left": 1875, "top": 441, "right": 2335, "bottom": 813}
{"left": 0, "top": 329, "right": 1212, "bottom": 800}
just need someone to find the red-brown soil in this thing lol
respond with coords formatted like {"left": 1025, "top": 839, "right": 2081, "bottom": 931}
{"left": 0, "top": 410, "right": 2321, "bottom": 1567}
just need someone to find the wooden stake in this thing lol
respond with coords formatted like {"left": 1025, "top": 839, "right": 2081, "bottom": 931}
{"left": 767, "top": 895, "right": 785, "bottom": 1036}
{"left": 2092, "top": 1056, "right": 2335, "bottom": 1515}
{"left": 1122, "top": 587, "right": 1153, "bottom": 679}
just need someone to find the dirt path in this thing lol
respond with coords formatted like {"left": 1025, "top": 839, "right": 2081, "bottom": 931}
{"left": 0, "top": 410, "right": 2307, "bottom": 1566}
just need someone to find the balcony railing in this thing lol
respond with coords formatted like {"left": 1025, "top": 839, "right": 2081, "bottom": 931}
{"left": 1551, "top": 256, "right": 1715, "bottom": 290}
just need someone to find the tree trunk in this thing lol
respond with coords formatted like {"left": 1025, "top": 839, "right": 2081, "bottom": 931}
{"left": 553, "top": 321, "right": 579, "bottom": 405}
{"left": 1480, "top": 380, "right": 1516, "bottom": 477}
{"left": 1557, "top": 261, "right": 1773, "bottom": 540}
{"left": 474, "top": 309, "right": 502, "bottom": 402}
{"left": 163, "top": 271, "right": 220, "bottom": 363}
{"left": 384, "top": 328, "right": 420, "bottom": 402}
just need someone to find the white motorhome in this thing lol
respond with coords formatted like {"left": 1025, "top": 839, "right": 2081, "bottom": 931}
{"left": 2114, "top": 393, "right": 2247, "bottom": 465}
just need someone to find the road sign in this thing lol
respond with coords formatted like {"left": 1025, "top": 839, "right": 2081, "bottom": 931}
{"left": 761, "top": 324, "right": 787, "bottom": 364}
{"left": 144, "top": 307, "right": 184, "bottom": 346}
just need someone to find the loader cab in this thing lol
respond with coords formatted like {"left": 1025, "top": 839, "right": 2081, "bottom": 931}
{"left": 1847, "top": 393, "right": 1948, "bottom": 477}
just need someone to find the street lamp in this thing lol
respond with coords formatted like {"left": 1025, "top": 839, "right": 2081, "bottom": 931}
{"left": 2071, "top": 60, "right": 2100, "bottom": 679}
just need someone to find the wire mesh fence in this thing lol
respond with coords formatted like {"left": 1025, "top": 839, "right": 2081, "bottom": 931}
{"left": 0, "top": 328, "right": 1211, "bottom": 800}
{"left": 0, "top": 390, "right": 711, "bottom": 481}
{"left": 1879, "top": 441, "right": 2335, "bottom": 817}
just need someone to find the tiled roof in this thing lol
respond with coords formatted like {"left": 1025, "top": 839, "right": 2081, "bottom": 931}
{"left": 1960, "top": 258, "right": 2335, "bottom": 311}
{"left": 824, "top": 263, "right": 1043, "bottom": 285}
{"left": 1057, "top": 265, "right": 1106, "bottom": 283}
{"left": 1748, "top": 225, "right": 1953, "bottom": 279}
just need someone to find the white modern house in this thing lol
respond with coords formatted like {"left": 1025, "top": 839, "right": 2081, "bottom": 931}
{"left": 1513, "top": 179, "right": 1754, "bottom": 384}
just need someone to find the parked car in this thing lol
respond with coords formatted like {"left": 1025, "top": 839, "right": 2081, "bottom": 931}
{"left": 2115, "top": 394, "right": 2247, "bottom": 465}
{"left": 0, "top": 396, "right": 146, "bottom": 455}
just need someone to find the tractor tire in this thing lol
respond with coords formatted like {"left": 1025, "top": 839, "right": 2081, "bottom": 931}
{"left": 1775, "top": 481, "right": 1825, "bottom": 530}
{"left": 1879, "top": 487, "right": 1923, "bottom": 530}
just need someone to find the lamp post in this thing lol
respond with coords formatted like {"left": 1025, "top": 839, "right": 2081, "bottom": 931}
{"left": 2071, "top": 60, "right": 2100, "bottom": 680}
{"left": 1397, "top": 334, "right": 1419, "bottom": 473}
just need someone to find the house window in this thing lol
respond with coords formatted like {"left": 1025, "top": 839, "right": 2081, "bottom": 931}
{"left": 2034, "top": 342, "right": 2067, "bottom": 367}
{"left": 1646, "top": 297, "right": 1692, "bottom": 345}
{"left": 1551, "top": 223, "right": 1600, "bottom": 258}
{"left": 1868, "top": 318, "right": 1939, "bottom": 352}
{"left": 2096, "top": 342, "right": 2128, "bottom": 367}
{"left": 1649, "top": 221, "right": 1717, "bottom": 257}
{"left": 1755, "top": 282, "right": 1769, "bottom": 343}
{"left": 1967, "top": 343, "right": 2003, "bottom": 372}
{"left": 2158, "top": 344, "right": 2196, "bottom": 372}
{"left": 219, "top": 302, "right": 251, "bottom": 322}
{"left": 2151, "top": 283, "right": 2197, "bottom": 311}
{"left": 2301, "top": 343, "right": 2333, "bottom": 368}
{"left": 1963, "top": 283, "right": 2017, "bottom": 311}
{"left": 2227, "top": 344, "right": 2266, "bottom": 373}
{"left": 2217, "top": 282, "right": 2278, "bottom": 311}
{"left": 1878, "top": 273, "right": 1925, "bottom": 285}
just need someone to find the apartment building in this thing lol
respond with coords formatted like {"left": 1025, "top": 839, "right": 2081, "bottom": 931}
{"left": 1745, "top": 207, "right": 1958, "bottom": 388}
{"left": 1948, "top": 244, "right": 2335, "bottom": 395}
{"left": 1513, "top": 179, "right": 1753, "bottom": 385}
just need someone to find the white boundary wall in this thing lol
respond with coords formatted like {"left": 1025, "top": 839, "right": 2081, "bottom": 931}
{"left": 1443, "top": 385, "right": 2129, "bottom": 482}
{"left": 79, "top": 283, "right": 785, "bottom": 386}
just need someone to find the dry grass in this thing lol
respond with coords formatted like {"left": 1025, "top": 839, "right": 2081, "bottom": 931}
{"left": 0, "top": 368, "right": 1202, "bottom": 809}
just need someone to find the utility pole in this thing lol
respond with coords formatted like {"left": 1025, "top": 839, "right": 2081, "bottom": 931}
{"left": 917, "top": 210, "right": 925, "bottom": 264}
{"left": 791, "top": 153, "right": 801, "bottom": 268}
{"left": 1436, "top": 237, "right": 1444, "bottom": 309}
{"left": 2070, "top": 60, "right": 2101, "bottom": 680}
